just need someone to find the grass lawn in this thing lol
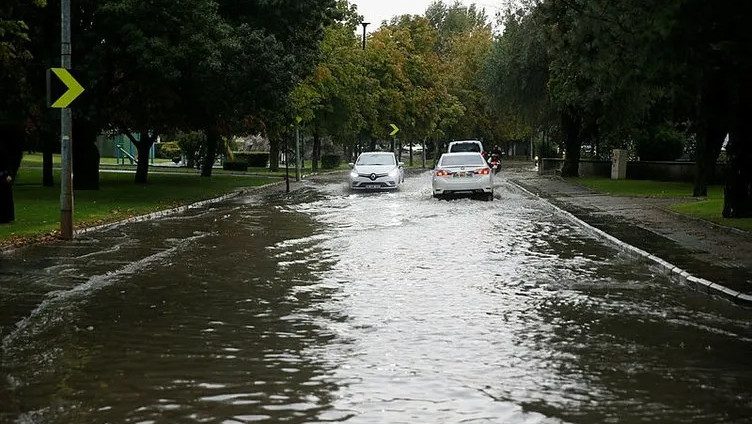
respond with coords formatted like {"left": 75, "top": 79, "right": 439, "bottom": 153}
{"left": 571, "top": 177, "right": 752, "bottom": 232}
{"left": 1, "top": 166, "right": 275, "bottom": 246}
{"left": 19, "top": 153, "right": 348, "bottom": 177}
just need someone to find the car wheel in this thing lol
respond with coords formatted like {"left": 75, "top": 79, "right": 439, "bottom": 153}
{"left": 486, "top": 192, "right": 494, "bottom": 201}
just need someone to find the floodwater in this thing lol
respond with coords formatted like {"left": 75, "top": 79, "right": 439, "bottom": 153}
{"left": 1, "top": 170, "right": 751, "bottom": 424}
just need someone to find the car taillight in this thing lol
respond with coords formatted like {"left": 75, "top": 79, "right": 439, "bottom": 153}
{"left": 435, "top": 169, "right": 452, "bottom": 177}
{"left": 474, "top": 168, "right": 490, "bottom": 175}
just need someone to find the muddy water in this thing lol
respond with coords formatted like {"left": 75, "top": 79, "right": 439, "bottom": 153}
{"left": 1, "top": 171, "right": 751, "bottom": 423}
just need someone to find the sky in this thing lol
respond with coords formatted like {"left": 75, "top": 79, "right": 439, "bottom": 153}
{"left": 350, "top": 0, "right": 502, "bottom": 31}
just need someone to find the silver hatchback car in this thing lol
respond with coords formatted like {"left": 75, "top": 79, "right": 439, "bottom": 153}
{"left": 432, "top": 152, "right": 494, "bottom": 200}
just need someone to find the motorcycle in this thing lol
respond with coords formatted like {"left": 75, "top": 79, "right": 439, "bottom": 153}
{"left": 487, "top": 153, "right": 502, "bottom": 173}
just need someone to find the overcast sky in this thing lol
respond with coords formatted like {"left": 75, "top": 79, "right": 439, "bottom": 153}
{"left": 350, "top": 0, "right": 502, "bottom": 30}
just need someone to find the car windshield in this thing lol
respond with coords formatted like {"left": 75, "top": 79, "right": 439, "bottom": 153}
{"left": 357, "top": 154, "right": 395, "bottom": 166}
{"left": 440, "top": 155, "right": 485, "bottom": 167}
{"left": 449, "top": 143, "right": 481, "bottom": 153}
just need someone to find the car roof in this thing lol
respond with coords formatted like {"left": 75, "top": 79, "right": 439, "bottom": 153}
{"left": 441, "top": 152, "right": 484, "bottom": 157}
{"left": 448, "top": 140, "right": 483, "bottom": 147}
{"left": 447, "top": 140, "right": 484, "bottom": 152}
{"left": 359, "top": 151, "right": 394, "bottom": 156}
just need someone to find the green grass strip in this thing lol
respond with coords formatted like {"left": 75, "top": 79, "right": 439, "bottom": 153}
{"left": 1, "top": 168, "right": 275, "bottom": 246}
{"left": 570, "top": 177, "right": 752, "bottom": 232}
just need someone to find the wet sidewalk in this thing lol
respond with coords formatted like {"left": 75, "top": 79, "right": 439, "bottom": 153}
{"left": 504, "top": 162, "right": 752, "bottom": 305}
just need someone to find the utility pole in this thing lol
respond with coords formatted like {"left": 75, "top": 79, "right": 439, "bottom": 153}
{"left": 361, "top": 22, "right": 370, "bottom": 50}
{"left": 60, "top": 0, "right": 73, "bottom": 239}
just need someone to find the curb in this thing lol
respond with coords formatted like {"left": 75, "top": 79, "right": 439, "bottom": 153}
{"left": 76, "top": 179, "right": 288, "bottom": 236}
{"left": 509, "top": 179, "right": 750, "bottom": 305}
{"left": 1, "top": 180, "right": 287, "bottom": 255}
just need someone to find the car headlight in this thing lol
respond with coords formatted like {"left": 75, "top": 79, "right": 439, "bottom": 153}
{"left": 388, "top": 168, "right": 400, "bottom": 178}
{"left": 350, "top": 170, "right": 359, "bottom": 179}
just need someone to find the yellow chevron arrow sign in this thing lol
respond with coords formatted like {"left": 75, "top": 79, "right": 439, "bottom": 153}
{"left": 48, "top": 68, "right": 85, "bottom": 108}
{"left": 389, "top": 123, "right": 399, "bottom": 136}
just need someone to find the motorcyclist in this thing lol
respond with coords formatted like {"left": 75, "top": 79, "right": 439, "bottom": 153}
{"left": 489, "top": 145, "right": 503, "bottom": 172}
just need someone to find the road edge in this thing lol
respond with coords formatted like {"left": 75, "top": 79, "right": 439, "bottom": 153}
{"left": 508, "top": 179, "right": 751, "bottom": 305}
{"left": 0, "top": 179, "right": 288, "bottom": 255}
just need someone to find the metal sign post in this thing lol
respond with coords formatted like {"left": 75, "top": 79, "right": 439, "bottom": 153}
{"left": 60, "top": 0, "right": 73, "bottom": 239}
{"left": 49, "top": 1, "right": 85, "bottom": 239}
{"left": 389, "top": 123, "right": 399, "bottom": 155}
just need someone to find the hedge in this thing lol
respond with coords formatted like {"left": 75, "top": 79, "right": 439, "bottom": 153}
{"left": 233, "top": 151, "right": 269, "bottom": 168}
{"left": 321, "top": 154, "right": 341, "bottom": 169}
{"left": 155, "top": 141, "right": 181, "bottom": 159}
{"left": 223, "top": 161, "right": 248, "bottom": 172}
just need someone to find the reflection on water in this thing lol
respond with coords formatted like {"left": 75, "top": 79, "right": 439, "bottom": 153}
{"left": 1, "top": 171, "right": 751, "bottom": 423}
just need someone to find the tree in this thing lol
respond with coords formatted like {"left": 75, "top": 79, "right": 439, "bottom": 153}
{"left": 84, "top": 0, "right": 226, "bottom": 183}
{"left": 1, "top": 0, "right": 46, "bottom": 179}
{"left": 201, "top": 0, "right": 338, "bottom": 176}
{"left": 291, "top": 1, "right": 366, "bottom": 171}
{"left": 484, "top": 7, "right": 553, "bottom": 157}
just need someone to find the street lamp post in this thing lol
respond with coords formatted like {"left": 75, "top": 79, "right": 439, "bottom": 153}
{"left": 361, "top": 22, "right": 370, "bottom": 50}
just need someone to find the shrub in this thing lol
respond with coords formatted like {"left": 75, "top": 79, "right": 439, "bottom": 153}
{"left": 635, "top": 123, "right": 687, "bottom": 161}
{"left": 156, "top": 142, "right": 181, "bottom": 159}
{"left": 233, "top": 151, "right": 269, "bottom": 168}
{"left": 171, "top": 131, "right": 206, "bottom": 168}
{"left": 321, "top": 154, "right": 341, "bottom": 169}
{"left": 223, "top": 161, "right": 248, "bottom": 171}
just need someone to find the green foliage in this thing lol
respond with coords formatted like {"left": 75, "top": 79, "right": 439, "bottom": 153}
{"left": 320, "top": 154, "right": 341, "bottom": 169}
{"left": 634, "top": 123, "right": 687, "bottom": 161}
{"left": 165, "top": 131, "right": 206, "bottom": 168}
{"left": 156, "top": 142, "right": 181, "bottom": 159}
{"left": 233, "top": 152, "right": 269, "bottom": 168}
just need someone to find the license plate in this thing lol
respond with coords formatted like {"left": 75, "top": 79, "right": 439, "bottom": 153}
{"left": 453, "top": 172, "right": 470, "bottom": 178}
{"left": 366, "top": 184, "right": 380, "bottom": 189}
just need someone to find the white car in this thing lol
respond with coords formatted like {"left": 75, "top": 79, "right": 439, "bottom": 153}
{"left": 349, "top": 152, "right": 404, "bottom": 190}
{"left": 432, "top": 152, "right": 493, "bottom": 200}
{"left": 448, "top": 140, "right": 484, "bottom": 156}
{"left": 401, "top": 143, "right": 424, "bottom": 153}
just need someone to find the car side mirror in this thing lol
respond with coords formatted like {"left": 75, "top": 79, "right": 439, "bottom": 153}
{"left": 348, "top": 163, "right": 354, "bottom": 168}
{"left": 398, "top": 161, "right": 404, "bottom": 167}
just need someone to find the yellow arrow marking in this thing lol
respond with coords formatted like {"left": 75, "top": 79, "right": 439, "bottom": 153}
{"left": 50, "top": 68, "right": 84, "bottom": 108}
{"left": 389, "top": 123, "right": 399, "bottom": 136}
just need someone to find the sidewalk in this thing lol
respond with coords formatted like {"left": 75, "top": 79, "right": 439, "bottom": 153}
{"left": 504, "top": 162, "right": 752, "bottom": 305}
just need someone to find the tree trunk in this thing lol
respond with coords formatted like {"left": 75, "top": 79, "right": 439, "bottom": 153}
{"left": 0, "top": 126, "right": 22, "bottom": 224}
{"left": 723, "top": 85, "right": 752, "bottom": 218}
{"left": 43, "top": 132, "right": 55, "bottom": 186}
{"left": 693, "top": 71, "right": 730, "bottom": 197}
{"left": 130, "top": 132, "right": 157, "bottom": 184}
{"left": 560, "top": 112, "right": 581, "bottom": 178}
{"left": 433, "top": 139, "right": 441, "bottom": 166}
{"left": 692, "top": 123, "right": 726, "bottom": 197}
{"left": 201, "top": 126, "right": 219, "bottom": 177}
{"left": 72, "top": 119, "right": 100, "bottom": 190}
{"left": 269, "top": 137, "right": 280, "bottom": 171}
{"left": 0, "top": 123, "right": 24, "bottom": 178}
{"left": 312, "top": 132, "right": 321, "bottom": 172}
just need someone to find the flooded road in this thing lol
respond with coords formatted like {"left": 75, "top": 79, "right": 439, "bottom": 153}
{"left": 2, "top": 170, "right": 751, "bottom": 423}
